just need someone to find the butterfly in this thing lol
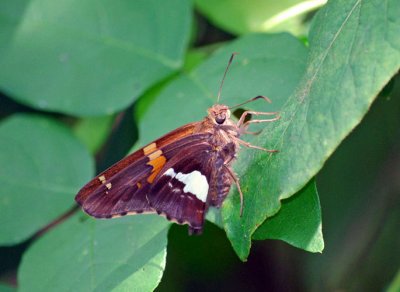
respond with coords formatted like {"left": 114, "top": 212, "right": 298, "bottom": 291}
{"left": 75, "top": 54, "right": 280, "bottom": 235}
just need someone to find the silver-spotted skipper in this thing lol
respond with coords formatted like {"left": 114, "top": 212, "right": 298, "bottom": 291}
{"left": 75, "top": 54, "right": 279, "bottom": 234}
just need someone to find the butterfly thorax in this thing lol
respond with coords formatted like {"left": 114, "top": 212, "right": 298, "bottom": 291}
{"left": 195, "top": 104, "right": 241, "bottom": 150}
{"left": 187, "top": 104, "right": 241, "bottom": 209}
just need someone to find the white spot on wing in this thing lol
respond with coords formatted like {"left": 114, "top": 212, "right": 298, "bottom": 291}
{"left": 164, "top": 168, "right": 176, "bottom": 178}
{"left": 175, "top": 171, "right": 208, "bottom": 202}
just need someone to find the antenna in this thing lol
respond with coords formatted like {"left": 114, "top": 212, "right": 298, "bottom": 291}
{"left": 228, "top": 95, "right": 272, "bottom": 109}
{"left": 217, "top": 52, "right": 238, "bottom": 103}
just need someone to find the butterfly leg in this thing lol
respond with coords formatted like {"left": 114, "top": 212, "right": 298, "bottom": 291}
{"left": 233, "top": 136, "right": 279, "bottom": 153}
{"left": 224, "top": 165, "right": 244, "bottom": 216}
{"left": 237, "top": 110, "right": 280, "bottom": 129}
{"left": 242, "top": 129, "right": 262, "bottom": 136}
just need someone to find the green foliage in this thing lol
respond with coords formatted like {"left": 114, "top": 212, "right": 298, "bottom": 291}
{"left": 18, "top": 214, "right": 169, "bottom": 292}
{"left": 0, "top": 0, "right": 191, "bottom": 116}
{"left": 0, "top": 115, "right": 94, "bottom": 245}
{"left": 387, "top": 269, "right": 400, "bottom": 292}
{"left": 73, "top": 115, "right": 115, "bottom": 154}
{"left": 135, "top": 33, "right": 307, "bottom": 145}
{"left": 195, "top": 0, "right": 325, "bottom": 35}
{"left": 0, "top": 283, "right": 16, "bottom": 292}
{"left": 253, "top": 180, "right": 323, "bottom": 253}
{"left": 306, "top": 84, "right": 400, "bottom": 290}
{"left": 222, "top": 0, "right": 400, "bottom": 260}
{"left": 0, "top": 0, "right": 399, "bottom": 290}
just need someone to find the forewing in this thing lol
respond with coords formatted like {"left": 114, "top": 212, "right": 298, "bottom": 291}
{"left": 75, "top": 123, "right": 211, "bottom": 218}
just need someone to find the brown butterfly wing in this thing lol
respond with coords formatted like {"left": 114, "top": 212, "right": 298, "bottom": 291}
{"left": 75, "top": 122, "right": 211, "bottom": 218}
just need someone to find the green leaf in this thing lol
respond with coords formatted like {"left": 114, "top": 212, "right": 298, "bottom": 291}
{"left": 73, "top": 115, "right": 115, "bottom": 154}
{"left": 222, "top": 0, "right": 400, "bottom": 260}
{"left": 387, "top": 269, "right": 400, "bottom": 292}
{"left": 0, "top": 114, "right": 94, "bottom": 245}
{"left": 195, "top": 0, "right": 325, "bottom": 35}
{"left": 0, "top": 283, "right": 16, "bottom": 292}
{"left": 134, "top": 48, "right": 213, "bottom": 125}
{"left": 0, "top": 0, "right": 191, "bottom": 116}
{"left": 183, "top": 49, "right": 211, "bottom": 72}
{"left": 18, "top": 214, "right": 170, "bottom": 292}
{"left": 253, "top": 180, "right": 324, "bottom": 253}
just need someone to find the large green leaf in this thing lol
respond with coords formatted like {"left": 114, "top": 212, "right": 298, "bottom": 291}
{"left": 222, "top": 0, "right": 400, "bottom": 260}
{"left": 0, "top": 0, "right": 191, "bottom": 116}
{"left": 195, "top": 0, "right": 325, "bottom": 35}
{"left": 18, "top": 214, "right": 170, "bottom": 292}
{"left": 253, "top": 180, "right": 323, "bottom": 253}
{"left": 0, "top": 114, "right": 94, "bottom": 245}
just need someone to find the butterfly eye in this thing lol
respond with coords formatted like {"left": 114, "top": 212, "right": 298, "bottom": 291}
{"left": 215, "top": 116, "right": 226, "bottom": 124}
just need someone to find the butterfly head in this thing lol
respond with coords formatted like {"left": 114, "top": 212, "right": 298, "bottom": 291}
{"left": 208, "top": 104, "right": 231, "bottom": 125}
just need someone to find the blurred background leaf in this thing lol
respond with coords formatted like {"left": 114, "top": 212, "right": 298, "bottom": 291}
{"left": 73, "top": 115, "right": 115, "bottom": 154}
{"left": 0, "top": 114, "right": 94, "bottom": 245}
{"left": 0, "top": 283, "right": 16, "bottom": 292}
{"left": 18, "top": 214, "right": 170, "bottom": 292}
{"left": 0, "top": 0, "right": 192, "bottom": 116}
{"left": 195, "top": 0, "right": 326, "bottom": 36}
{"left": 388, "top": 269, "right": 400, "bottom": 292}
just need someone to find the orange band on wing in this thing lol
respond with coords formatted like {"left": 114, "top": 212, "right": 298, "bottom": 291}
{"left": 143, "top": 143, "right": 157, "bottom": 155}
{"left": 147, "top": 152, "right": 167, "bottom": 183}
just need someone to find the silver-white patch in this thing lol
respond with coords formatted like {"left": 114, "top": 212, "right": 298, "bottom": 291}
{"left": 164, "top": 168, "right": 177, "bottom": 178}
{"left": 163, "top": 168, "right": 209, "bottom": 202}
{"left": 175, "top": 171, "right": 208, "bottom": 202}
